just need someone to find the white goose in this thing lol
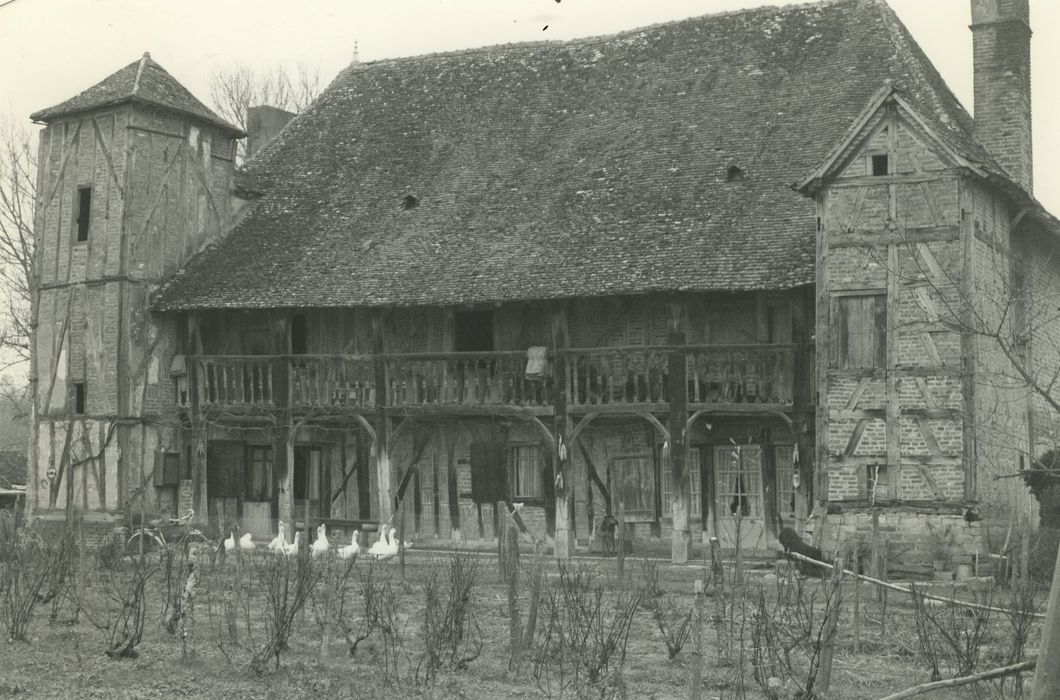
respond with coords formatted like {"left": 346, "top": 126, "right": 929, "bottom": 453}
{"left": 367, "top": 527, "right": 398, "bottom": 561}
{"left": 337, "top": 530, "right": 360, "bottom": 560}
{"left": 223, "top": 530, "right": 237, "bottom": 553}
{"left": 281, "top": 531, "right": 302, "bottom": 557}
{"left": 310, "top": 524, "right": 330, "bottom": 557}
{"left": 239, "top": 532, "right": 256, "bottom": 551}
{"left": 267, "top": 522, "right": 287, "bottom": 553}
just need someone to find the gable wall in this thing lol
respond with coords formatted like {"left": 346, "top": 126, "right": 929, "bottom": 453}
{"left": 817, "top": 105, "right": 966, "bottom": 507}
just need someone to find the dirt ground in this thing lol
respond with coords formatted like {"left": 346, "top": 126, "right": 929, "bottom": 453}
{"left": 0, "top": 545, "right": 1043, "bottom": 699}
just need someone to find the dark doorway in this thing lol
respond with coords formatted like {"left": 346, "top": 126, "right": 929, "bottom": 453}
{"left": 291, "top": 314, "right": 307, "bottom": 355}
{"left": 454, "top": 310, "right": 494, "bottom": 351}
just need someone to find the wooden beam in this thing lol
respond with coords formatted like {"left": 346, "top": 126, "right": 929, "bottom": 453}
{"left": 667, "top": 296, "right": 690, "bottom": 563}
{"left": 551, "top": 301, "right": 571, "bottom": 559}
{"left": 829, "top": 226, "right": 959, "bottom": 248}
{"left": 959, "top": 179, "right": 978, "bottom": 501}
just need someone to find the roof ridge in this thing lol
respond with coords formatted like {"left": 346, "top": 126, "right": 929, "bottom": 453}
{"left": 349, "top": 0, "right": 859, "bottom": 71}
{"left": 132, "top": 52, "right": 150, "bottom": 95}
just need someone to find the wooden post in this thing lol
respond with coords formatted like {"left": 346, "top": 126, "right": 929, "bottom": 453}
{"left": 552, "top": 301, "right": 571, "bottom": 560}
{"left": 688, "top": 578, "right": 705, "bottom": 700}
{"left": 668, "top": 298, "right": 690, "bottom": 564}
{"left": 853, "top": 542, "right": 861, "bottom": 652}
{"left": 280, "top": 431, "right": 295, "bottom": 539}
{"left": 817, "top": 553, "right": 844, "bottom": 695}
{"left": 617, "top": 458, "right": 626, "bottom": 579}
{"left": 1032, "top": 536, "right": 1060, "bottom": 699}
{"left": 372, "top": 311, "right": 392, "bottom": 525}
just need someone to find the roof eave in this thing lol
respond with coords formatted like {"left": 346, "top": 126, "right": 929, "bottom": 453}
{"left": 30, "top": 96, "right": 246, "bottom": 138}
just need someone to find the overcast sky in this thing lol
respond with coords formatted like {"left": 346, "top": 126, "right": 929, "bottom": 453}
{"left": 1, "top": 0, "right": 1058, "bottom": 210}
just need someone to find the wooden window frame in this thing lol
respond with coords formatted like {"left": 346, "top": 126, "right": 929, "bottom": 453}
{"left": 245, "top": 444, "right": 274, "bottom": 502}
{"left": 831, "top": 291, "right": 887, "bottom": 369}
{"left": 74, "top": 185, "right": 92, "bottom": 242}
{"left": 508, "top": 443, "right": 544, "bottom": 503}
{"left": 73, "top": 382, "right": 86, "bottom": 414}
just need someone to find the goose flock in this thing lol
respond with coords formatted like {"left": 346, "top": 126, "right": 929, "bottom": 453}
{"left": 224, "top": 521, "right": 409, "bottom": 562}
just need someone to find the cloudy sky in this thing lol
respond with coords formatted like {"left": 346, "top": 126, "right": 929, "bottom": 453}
{"left": 1, "top": 0, "right": 1058, "bottom": 205}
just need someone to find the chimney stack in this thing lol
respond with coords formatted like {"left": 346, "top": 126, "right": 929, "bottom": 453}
{"left": 246, "top": 105, "right": 296, "bottom": 160}
{"left": 970, "top": 0, "right": 1033, "bottom": 192}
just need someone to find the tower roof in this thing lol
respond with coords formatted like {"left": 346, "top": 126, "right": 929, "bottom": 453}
{"left": 30, "top": 53, "right": 244, "bottom": 137}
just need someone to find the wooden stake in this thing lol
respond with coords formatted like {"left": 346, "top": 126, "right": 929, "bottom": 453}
{"left": 883, "top": 658, "right": 1036, "bottom": 700}
{"left": 687, "top": 578, "right": 705, "bottom": 700}
{"left": 817, "top": 554, "right": 844, "bottom": 695}
{"left": 786, "top": 550, "right": 1045, "bottom": 619}
{"left": 853, "top": 542, "right": 861, "bottom": 652}
{"left": 617, "top": 467, "right": 625, "bottom": 579}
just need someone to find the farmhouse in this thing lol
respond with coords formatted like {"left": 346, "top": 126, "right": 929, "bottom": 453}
{"left": 26, "top": 0, "right": 1059, "bottom": 567}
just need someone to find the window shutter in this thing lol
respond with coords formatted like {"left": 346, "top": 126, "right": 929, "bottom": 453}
{"left": 470, "top": 441, "right": 508, "bottom": 504}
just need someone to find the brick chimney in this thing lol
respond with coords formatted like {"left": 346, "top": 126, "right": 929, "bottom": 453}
{"left": 970, "top": 0, "right": 1033, "bottom": 192}
{"left": 246, "top": 105, "right": 295, "bottom": 160}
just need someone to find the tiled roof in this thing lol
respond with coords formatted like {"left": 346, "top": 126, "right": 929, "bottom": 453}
{"left": 154, "top": 0, "right": 998, "bottom": 310}
{"left": 31, "top": 53, "right": 243, "bottom": 136}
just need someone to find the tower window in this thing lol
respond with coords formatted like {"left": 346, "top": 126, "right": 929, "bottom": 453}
{"left": 75, "top": 186, "right": 92, "bottom": 241}
{"left": 871, "top": 154, "right": 889, "bottom": 177}
{"left": 74, "top": 382, "right": 86, "bottom": 414}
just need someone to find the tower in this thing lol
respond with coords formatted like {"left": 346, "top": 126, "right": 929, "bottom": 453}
{"left": 28, "top": 53, "right": 243, "bottom": 525}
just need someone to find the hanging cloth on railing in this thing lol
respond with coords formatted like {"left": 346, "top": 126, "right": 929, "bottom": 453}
{"left": 525, "top": 346, "right": 548, "bottom": 379}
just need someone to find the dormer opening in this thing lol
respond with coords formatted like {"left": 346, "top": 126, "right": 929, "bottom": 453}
{"left": 726, "top": 165, "right": 745, "bottom": 182}
{"left": 871, "top": 153, "right": 889, "bottom": 176}
{"left": 403, "top": 194, "right": 420, "bottom": 210}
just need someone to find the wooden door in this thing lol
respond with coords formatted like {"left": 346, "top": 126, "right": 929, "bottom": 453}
{"left": 206, "top": 441, "right": 244, "bottom": 534}
{"left": 244, "top": 445, "right": 275, "bottom": 539}
{"left": 713, "top": 445, "right": 768, "bottom": 552}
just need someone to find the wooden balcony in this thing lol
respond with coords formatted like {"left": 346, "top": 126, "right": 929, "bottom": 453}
{"left": 190, "top": 344, "right": 801, "bottom": 416}
{"left": 384, "top": 351, "right": 553, "bottom": 409}
{"left": 197, "top": 356, "right": 276, "bottom": 409}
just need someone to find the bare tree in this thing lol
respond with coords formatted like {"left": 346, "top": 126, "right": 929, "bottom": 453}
{"left": 209, "top": 63, "right": 322, "bottom": 162}
{"left": 0, "top": 116, "right": 36, "bottom": 368}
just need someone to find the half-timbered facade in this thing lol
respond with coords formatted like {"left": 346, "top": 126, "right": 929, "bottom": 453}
{"left": 27, "top": 0, "right": 1060, "bottom": 565}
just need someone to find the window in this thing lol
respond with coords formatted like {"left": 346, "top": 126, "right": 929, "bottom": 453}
{"left": 863, "top": 462, "right": 895, "bottom": 501}
{"left": 454, "top": 310, "right": 494, "bottom": 351}
{"left": 775, "top": 446, "right": 797, "bottom": 522}
{"left": 75, "top": 186, "right": 92, "bottom": 241}
{"left": 871, "top": 154, "right": 889, "bottom": 176}
{"left": 714, "top": 444, "right": 763, "bottom": 518}
{"left": 509, "top": 444, "right": 543, "bottom": 499}
{"left": 246, "top": 445, "right": 273, "bottom": 501}
{"left": 73, "top": 382, "right": 86, "bottom": 414}
{"left": 610, "top": 454, "right": 656, "bottom": 519}
{"left": 833, "top": 294, "right": 886, "bottom": 369}
{"left": 403, "top": 194, "right": 420, "bottom": 210}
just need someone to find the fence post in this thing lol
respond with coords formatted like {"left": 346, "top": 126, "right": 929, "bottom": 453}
{"left": 817, "top": 553, "right": 844, "bottom": 695}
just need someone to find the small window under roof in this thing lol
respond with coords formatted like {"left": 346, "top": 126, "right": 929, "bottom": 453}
{"left": 871, "top": 154, "right": 889, "bottom": 177}
{"left": 726, "top": 165, "right": 745, "bottom": 182}
{"left": 403, "top": 194, "right": 420, "bottom": 210}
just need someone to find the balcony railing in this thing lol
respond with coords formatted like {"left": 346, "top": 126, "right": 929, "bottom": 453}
{"left": 198, "top": 356, "right": 276, "bottom": 408}
{"left": 385, "top": 351, "right": 553, "bottom": 408}
{"left": 686, "top": 344, "right": 795, "bottom": 405}
{"left": 565, "top": 346, "right": 669, "bottom": 407}
{"left": 291, "top": 356, "right": 375, "bottom": 408}
{"left": 190, "top": 344, "right": 799, "bottom": 412}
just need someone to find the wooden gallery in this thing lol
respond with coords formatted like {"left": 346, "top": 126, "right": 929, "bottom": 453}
{"left": 26, "top": 0, "right": 1059, "bottom": 565}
